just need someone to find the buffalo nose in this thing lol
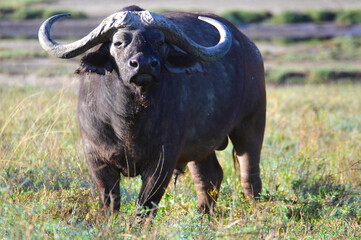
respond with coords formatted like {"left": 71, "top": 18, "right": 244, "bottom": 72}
{"left": 128, "top": 54, "right": 159, "bottom": 71}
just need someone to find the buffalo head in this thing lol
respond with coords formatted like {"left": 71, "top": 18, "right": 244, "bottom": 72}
{"left": 39, "top": 8, "right": 232, "bottom": 92}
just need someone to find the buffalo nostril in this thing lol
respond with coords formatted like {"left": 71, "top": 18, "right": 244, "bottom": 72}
{"left": 129, "top": 60, "right": 138, "bottom": 68}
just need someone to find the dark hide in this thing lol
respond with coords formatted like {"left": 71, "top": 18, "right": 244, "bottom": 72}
{"left": 76, "top": 6, "right": 266, "bottom": 215}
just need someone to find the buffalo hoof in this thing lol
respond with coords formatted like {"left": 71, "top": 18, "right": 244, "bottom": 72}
{"left": 135, "top": 211, "right": 155, "bottom": 226}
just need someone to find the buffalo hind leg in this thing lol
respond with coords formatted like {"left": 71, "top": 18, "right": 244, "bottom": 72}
{"left": 85, "top": 152, "right": 121, "bottom": 212}
{"left": 188, "top": 152, "right": 223, "bottom": 213}
{"left": 229, "top": 111, "right": 265, "bottom": 200}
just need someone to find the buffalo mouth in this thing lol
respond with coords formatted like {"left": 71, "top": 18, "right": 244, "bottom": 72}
{"left": 130, "top": 73, "right": 158, "bottom": 89}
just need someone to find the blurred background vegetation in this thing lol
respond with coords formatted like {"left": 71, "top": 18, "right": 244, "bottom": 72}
{"left": 220, "top": 9, "right": 361, "bottom": 25}
{"left": 0, "top": 0, "right": 360, "bottom": 239}
{"left": 0, "top": 0, "right": 86, "bottom": 20}
{"left": 1, "top": 0, "right": 360, "bottom": 24}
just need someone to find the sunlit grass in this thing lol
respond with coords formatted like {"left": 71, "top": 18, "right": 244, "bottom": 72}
{"left": 0, "top": 84, "right": 360, "bottom": 238}
{"left": 0, "top": 49, "right": 47, "bottom": 59}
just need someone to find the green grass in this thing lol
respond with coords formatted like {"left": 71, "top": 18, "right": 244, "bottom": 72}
{"left": 260, "top": 36, "right": 361, "bottom": 84}
{"left": 0, "top": 48, "right": 47, "bottom": 59}
{"left": 263, "top": 37, "right": 361, "bottom": 67}
{"left": 0, "top": 0, "right": 52, "bottom": 20}
{"left": 279, "top": 36, "right": 361, "bottom": 60}
{"left": 0, "top": 0, "right": 53, "bottom": 8}
{"left": 0, "top": 83, "right": 360, "bottom": 238}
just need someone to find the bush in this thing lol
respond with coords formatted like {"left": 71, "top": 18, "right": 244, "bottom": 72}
{"left": 266, "top": 68, "right": 361, "bottom": 85}
{"left": 336, "top": 10, "right": 361, "bottom": 24}
{"left": 306, "top": 9, "right": 337, "bottom": 23}
{"left": 10, "top": 8, "right": 43, "bottom": 20}
{"left": 8, "top": 8, "right": 87, "bottom": 20}
{"left": 42, "top": 9, "right": 87, "bottom": 19}
{"left": 309, "top": 68, "right": 361, "bottom": 84}
{"left": 222, "top": 9, "right": 361, "bottom": 25}
{"left": 221, "top": 10, "right": 272, "bottom": 25}
{"left": 309, "top": 68, "right": 334, "bottom": 84}
{"left": 266, "top": 69, "right": 306, "bottom": 84}
{"left": 268, "top": 11, "right": 313, "bottom": 24}
{"left": 0, "top": 6, "right": 14, "bottom": 15}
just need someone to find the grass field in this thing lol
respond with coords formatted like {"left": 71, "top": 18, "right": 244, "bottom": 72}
{"left": 0, "top": 83, "right": 360, "bottom": 239}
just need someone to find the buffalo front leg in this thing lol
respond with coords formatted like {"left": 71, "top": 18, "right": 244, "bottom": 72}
{"left": 229, "top": 110, "right": 265, "bottom": 200}
{"left": 137, "top": 150, "right": 175, "bottom": 218}
{"left": 188, "top": 152, "right": 223, "bottom": 213}
{"left": 85, "top": 152, "right": 121, "bottom": 212}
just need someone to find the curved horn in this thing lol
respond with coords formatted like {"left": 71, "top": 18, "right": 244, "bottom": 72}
{"left": 39, "top": 11, "right": 232, "bottom": 61}
{"left": 38, "top": 12, "right": 131, "bottom": 59}
{"left": 141, "top": 12, "right": 232, "bottom": 62}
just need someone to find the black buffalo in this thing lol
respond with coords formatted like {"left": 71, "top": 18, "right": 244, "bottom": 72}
{"left": 38, "top": 5, "right": 266, "bottom": 216}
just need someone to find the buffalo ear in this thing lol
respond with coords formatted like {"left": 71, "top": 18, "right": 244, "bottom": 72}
{"left": 165, "top": 44, "right": 204, "bottom": 74}
{"left": 75, "top": 44, "right": 114, "bottom": 75}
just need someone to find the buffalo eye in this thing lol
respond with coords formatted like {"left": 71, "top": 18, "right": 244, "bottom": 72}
{"left": 155, "top": 37, "right": 165, "bottom": 48}
{"left": 113, "top": 41, "right": 123, "bottom": 48}
{"left": 158, "top": 40, "right": 165, "bottom": 48}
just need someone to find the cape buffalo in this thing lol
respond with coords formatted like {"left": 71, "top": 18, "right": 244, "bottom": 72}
{"left": 38, "top": 5, "right": 266, "bottom": 216}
